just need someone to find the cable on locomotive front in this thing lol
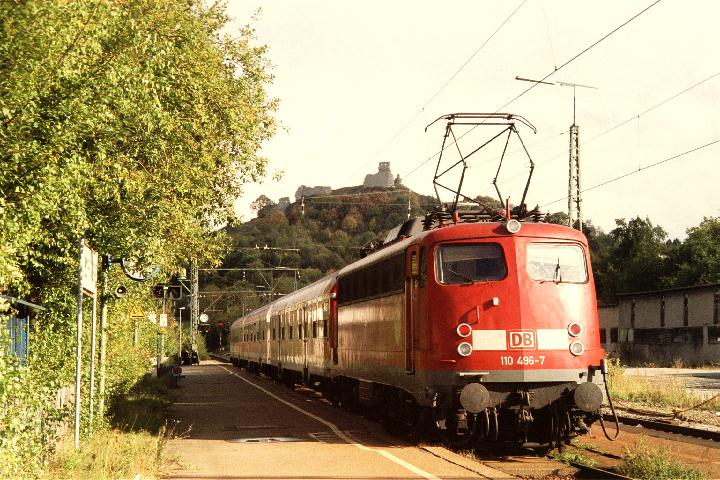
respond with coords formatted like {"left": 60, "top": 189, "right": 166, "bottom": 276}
{"left": 598, "top": 358, "right": 621, "bottom": 441}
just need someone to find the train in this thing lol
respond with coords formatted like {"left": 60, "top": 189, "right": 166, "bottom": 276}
{"left": 229, "top": 211, "right": 612, "bottom": 449}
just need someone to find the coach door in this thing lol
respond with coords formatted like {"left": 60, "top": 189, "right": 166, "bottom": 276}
{"left": 302, "top": 305, "right": 309, "bottom": 384}
{"left": 330, "top": 289, "right": 339, "bottom": 364}
{"left": 405, "top": 246, "right": 420, "bottom": 374}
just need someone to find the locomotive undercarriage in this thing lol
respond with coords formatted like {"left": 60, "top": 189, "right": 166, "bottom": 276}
{"left": 430, "top": 381, "right": 602, "bottom": 450}
{"left": 230, "top": 358, "right": 608, "bottom": 451}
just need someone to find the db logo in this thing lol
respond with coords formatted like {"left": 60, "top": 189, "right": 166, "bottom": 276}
{"left": 508, "top": 330, "right": 536, "bottom": 350}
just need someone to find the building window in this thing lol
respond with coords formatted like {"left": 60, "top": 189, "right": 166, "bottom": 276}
{"left": 6, "top": 316, "right": 29, "bottom": 365}
{"left": 714, "top": 291, "right": 720, "bottom": 325}
{"left": 683, "top": 295, "right": 689, "bottom": 326}
{"left": 630, "top": 299, "right": 636, "bottom": 328}
{"left": 660, "top": 296, "right": 665, "bottom": 328}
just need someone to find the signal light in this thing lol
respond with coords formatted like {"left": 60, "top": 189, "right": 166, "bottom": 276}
{"left": 457, "top": 342, "right": 473, "bottom": 357}
{"left": 113, "top": 285, "right": 127, "bottom": 299}
{"left": 568, "top": 322, "right": 583, "bottom": 337}
{"left": 456, "top": 323, "right": 473, "bottom": 338}
{"left": 569, "top": 341, "right": 584, "bottom": 356}
{"left": 505, "top": 219, "right": 521, "bottom": 234}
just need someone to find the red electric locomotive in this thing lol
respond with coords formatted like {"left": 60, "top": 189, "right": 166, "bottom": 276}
{"left": 229, "top": 113, "right": 615, "bottom": 449}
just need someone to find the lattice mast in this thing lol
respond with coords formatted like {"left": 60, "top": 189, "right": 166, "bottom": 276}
{"left": 568, "top": 122, "right": 581, "bottom": 232}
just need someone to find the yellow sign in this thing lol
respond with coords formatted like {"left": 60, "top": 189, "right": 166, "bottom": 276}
{"left": 129, "top": 306, "right": 145, "bottom": 318}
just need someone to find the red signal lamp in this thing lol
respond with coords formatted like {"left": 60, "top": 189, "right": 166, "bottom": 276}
{"left": 567, "top": 322, "right": 582, "bottom": 337}
{"left": 456, "top": 323, "right": 473, "bottom": 338}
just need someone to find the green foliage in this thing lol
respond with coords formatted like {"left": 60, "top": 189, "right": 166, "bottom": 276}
{"left": 550, "top": 450, "right": 597, "bottom": 467}
{"left": 1, "top": 0, "right": 275, "bottom": 474}
{"left": 674, "top": 217, "right": 720, "bottom": 285}
{"left": 618, "top": 438, "right": 706, "bottom": 480}
{"left": 44, "top": 376, "right": 174, "bottom": 480}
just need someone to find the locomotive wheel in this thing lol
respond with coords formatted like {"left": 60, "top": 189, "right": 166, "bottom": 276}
{"left": 380, "top": 392, "right": 421, "bottom": 439}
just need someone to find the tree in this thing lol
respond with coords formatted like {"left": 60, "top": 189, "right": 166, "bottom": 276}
{"left": 675, "top": 217, "right": 720, "bottom": 285}
{"left": 601, "top": 217, "right": 672, "bottom": 300}
{"left": 251, "top": 195, "right": 276, "bottom": 215}
{"left": 0, "top": 1, "right": 276, "bottom": 472}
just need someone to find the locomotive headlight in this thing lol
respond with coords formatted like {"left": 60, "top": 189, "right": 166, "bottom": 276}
{"left": 457, "top": 342, "right": 473, "bottom": 357}
{"left": 568, "top": 322, "right": 583, "bottom": 337}
{"left": 505, "top": 219, "right": 522, "bottom": 234}
{"left": 456, "top": 323, "right": 473, "bottom": 338}
{"left": 569, "top": 341, "right": 584, "bottom": 356}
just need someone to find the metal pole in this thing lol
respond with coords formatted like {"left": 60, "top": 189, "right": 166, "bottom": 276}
{"left": 97, "top": 257, "right": 109, "bottom": 421}
{"left": 88, "top": 290, "right": 97, "bottom": 434}
{"left": 191, "top": 259, "right": 199, "bottom": 353}
{"left": 156, "top": 331, "right": 163, "bottom": 376}
{"left": 73, "top": 239, "right": 85, "bottom": 450}
{"left": 158, "top": 288, "right": 166, "bottom": 376}
{"left": 178, "top": 308, "right": 183, "bottom": 355}
{"left": 569, "top": 123, "right": 581, "bottom": 231}
{"left": 575, "top": 124, "right": 583, "bottom": 233}
{"left": 568, "top": 124, "right": 575, "bottom": 227}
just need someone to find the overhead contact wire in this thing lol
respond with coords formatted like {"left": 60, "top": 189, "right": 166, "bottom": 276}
{"left": 402, "top": 0, "right": 664, "bottom": 182}
{"left": 343, "top": 0, "right": 528, "bottom": 184}
{"left": 540, "top": 138, "right": 720, "bottom": 208}
{"left": 480, "top": 71, "right": 720, "bottom": 195}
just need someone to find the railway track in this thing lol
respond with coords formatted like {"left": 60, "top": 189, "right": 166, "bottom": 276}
{"left": 607, "top": 413, "right": 720, "bottom": 442}
{"left": 567, "top": 461, "right": 632, "bottom": 479}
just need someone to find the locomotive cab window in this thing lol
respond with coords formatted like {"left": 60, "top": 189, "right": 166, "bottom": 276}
{"left": 526, "top": 243, "right": 587, "bottom": 283}
{"left": 435, "top": 243, "right": 506, "bottom": 284}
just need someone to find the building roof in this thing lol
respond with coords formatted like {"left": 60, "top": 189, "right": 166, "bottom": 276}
{"left": 617, "top": 282, "right": 720, "bottom": 298}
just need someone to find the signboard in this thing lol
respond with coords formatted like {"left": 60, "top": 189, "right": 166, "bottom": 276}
{"left": 199, "top": 313, "right": 209, "bottom": 323}
{"left": 130, "top": 306, "right": 145, "bottom": 318}
{"left": 148, "top": 313, "right": 157, "bottom": 324}
{"left": 80, "top": 243, "right": 98, "bottom": 296}
{"left": 159, "top": 313, "right": 168, "bottom": 328}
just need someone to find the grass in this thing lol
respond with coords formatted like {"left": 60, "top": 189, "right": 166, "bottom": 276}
{"left": 617, "top": 437, "right": 706, "bottom": 480}
{"left": 606, "top": 358, "right": 720, "bottom": 411}
{"left": 42, "top": 426, "right": 174, "bottom": 480}
{"left": 550, "top": 450, "right": 597, "bottom": 468}
{"left": 40, "top": 374, "right": 179, "bottom": 480}
{"left": 570, "top": 438, "right": 606, "bottom": 455}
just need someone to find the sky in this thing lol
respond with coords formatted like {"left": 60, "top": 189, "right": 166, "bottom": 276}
{"left": 226, "top": 0, "right": 719, "bottom": 240}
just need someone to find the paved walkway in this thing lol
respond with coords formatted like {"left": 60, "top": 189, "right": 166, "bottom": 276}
{"left": 164, "top": 360, "right": 515, "bottom": 480}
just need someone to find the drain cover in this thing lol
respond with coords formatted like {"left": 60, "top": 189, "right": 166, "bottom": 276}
{"left": 228, "top": 437, "right": 303, "bottom": 443}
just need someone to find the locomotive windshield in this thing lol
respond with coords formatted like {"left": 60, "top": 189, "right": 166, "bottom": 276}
{"left": 526, "top": 243, "right": 587, "bottom": 283}
{"left": 435, "top": 243, "right": 506, "bottom": 284}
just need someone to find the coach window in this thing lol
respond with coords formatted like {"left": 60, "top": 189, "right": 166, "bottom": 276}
{"left": 526, "top": 243, "right": 587, "bottom": 283}
{"left": 312, "top": 304, "right": 318, "bottom": 338}
{"left": 322, "top": 301, "right": 329, "bottom": 337}
{"left": 436, "top": 243, "right": 507, "bottom": 285}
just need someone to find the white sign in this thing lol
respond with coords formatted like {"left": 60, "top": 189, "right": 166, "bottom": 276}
{"left": 199, "top": 313, "right": 209, "bottom": 323}
{"left": 148, "top": 313, "right": 157, "bottom": 324}
{"left": 80, "top": 243, "right": 98, "bottom": 296}
{"left": 159, "top": 313, "right": 168, "bottom": 327}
